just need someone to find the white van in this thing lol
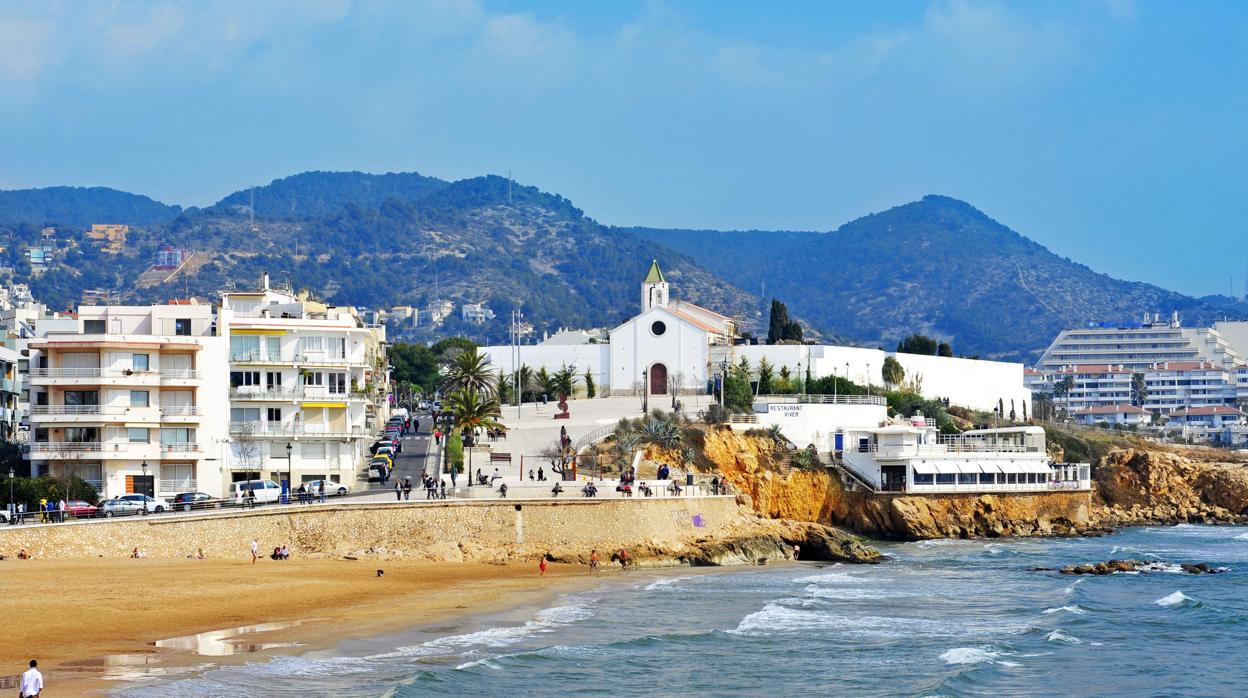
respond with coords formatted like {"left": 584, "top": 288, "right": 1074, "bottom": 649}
{"left": 229, "top": 479, "right": 282, "bottom": 503}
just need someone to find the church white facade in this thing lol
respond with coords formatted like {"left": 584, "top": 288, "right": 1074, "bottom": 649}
{"left": 480, "top": 262, "right": 1032, "bottom": 412}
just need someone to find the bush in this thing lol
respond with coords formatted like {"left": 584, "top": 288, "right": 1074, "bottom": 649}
{"left": 703, "top": 403, "right": 730, "bottom": 425}
{"left": 722, "top": 376, "right": 754, "bottom": 413}
{"left": 0, "top": 476, "right": 100, "bottom": 507}
{"left": 445, "top": 432, "right": 464, "bottom": 473}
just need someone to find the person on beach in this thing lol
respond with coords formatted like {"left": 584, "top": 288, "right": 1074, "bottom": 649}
{"left": 590, "top": 550, "right": 600, "bottom": 575}
{"left": 618, "top": 548, "right": 630, "bottom": 571}
{"left": 539, "top": 555, "right": 548, "bottom": 576}
{"left": 19, "top": 659, "right": 42, "bottom": 697}
{"left": 793, "top": 544, "right": 800, "bottom": 561}
{"left": 196, "top": 547, "right": 206, "bottom": 559}
{"left": 251, "top": 538, "right": 259, "bottom": 565}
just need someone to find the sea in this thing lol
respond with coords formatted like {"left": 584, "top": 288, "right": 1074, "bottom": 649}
{"left": 113, "top": 525, "right": 1248, "bottom": 697}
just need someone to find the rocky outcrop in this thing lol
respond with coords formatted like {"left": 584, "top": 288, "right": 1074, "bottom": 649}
{"left": 1057, "top": 559, "right": 1225, "bottom": 575}
{"left": 1092, "top": 447, "right": 1248, "bottom": 527}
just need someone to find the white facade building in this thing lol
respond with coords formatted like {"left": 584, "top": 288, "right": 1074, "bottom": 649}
{"left": 1073, "top": 404, "right": 1153, "bottom": 427}
{"left": 26, "top": 303, "right": 229, "bottom": 499}
{"left": 480, "top": 261, "right": 1033, "bottom": 414}
{"left": 1037, "top": 315, "right": 1241, "bottom": 372}
{"left": 220, "top": 275, "right": 389, "bottom": 492}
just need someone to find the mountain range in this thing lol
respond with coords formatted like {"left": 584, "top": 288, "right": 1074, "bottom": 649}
{"left": 0, "top": 172, "right": 1241, "bottom": 362}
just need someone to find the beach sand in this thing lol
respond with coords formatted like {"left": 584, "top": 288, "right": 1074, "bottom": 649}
{"left": 0, "top": 555, "right": 598, "bottom": 695}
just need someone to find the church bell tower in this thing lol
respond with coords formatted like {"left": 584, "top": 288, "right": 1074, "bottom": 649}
{"left": 641, "top": 260, "right": 669, "bottom": 311}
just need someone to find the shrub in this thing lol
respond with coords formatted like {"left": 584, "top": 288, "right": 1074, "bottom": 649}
{"left": 445, "top": 432, "right": 464, "bottom": 473}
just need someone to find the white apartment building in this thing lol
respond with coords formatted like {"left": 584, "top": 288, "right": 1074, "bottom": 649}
{"left": 1073, "top": 404, "right": 1153, "bottom": 427}
{"left": 1025, "top": 360, "right": 1241, "bottom": 416}
{"left": 461, "top": 302, "right": 495, "bottom": 324}
{"left": 220, "top": 275, "right": 388, "bottom": 491}
{"left": 1036, "top": 314, "right": 1241, "bottom": 372}
{"left": 26, "top": 303, "right": 228, "bottom": 499}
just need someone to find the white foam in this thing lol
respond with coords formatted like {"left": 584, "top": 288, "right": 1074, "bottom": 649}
{"left": 793, "top": 571, "right": 865, "bottom": 585}
{"left": 1154, "top": 591, "right": 1190, "bottom": 607}
{"left": 1234, "top": 532, "right": 1248, "bottom": 541}
{"left": 1042, "top": 605, "right": 1086, "bottom": 616}
{"left": 644, "top": 575, "right": 695, "bottom": 591}
{"left": 998, "top": 660, "right": 1022, "bottom": 668}
{"left": 1045, "top": 629, "right": 1084, "bottom": 645}
{"left": 940, "top": 647, "right": 1000, "bottom": 665}
{"left": 1061, "top": 578, "right": 1086, "bottom": 596}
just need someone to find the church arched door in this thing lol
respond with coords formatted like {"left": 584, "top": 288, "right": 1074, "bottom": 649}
{"left": 650, "top": 363, "right": 668, "bottom": 395}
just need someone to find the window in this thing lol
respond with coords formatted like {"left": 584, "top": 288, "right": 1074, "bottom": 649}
{"left": 128, "top": 428, "right": 149, "bottom": 443}
{"left": 231, "top": 407, "right": 260, "bottom": 423}
{"left": 129, "top": 390, "right": 150, "bottom": 408}
{"left": 174, "top": 318, "right": 192, "bottom": 336}
{"left": 230, "top": 371, "right": 261, "bottom": 387}
{"left": 131, "top": 354, "right": 149, "bottom": 371}
{"left": 230, "top": 336, "right": 259, "bottom": 359}
{"left": 160, "top": 428, "right": 191, "bottom": 445}
{"left": 64, "top": 390, "right": 99, "bottom": 406}
{"left": 299, "top": 336, "right": 324, "bottom": 357}
{"left": 266, "top": 371, "right": 283, "bottom": 388}
{"left": 267, "top": 407, "right": 282, "bottom": 422}
{"left": 265, "top": 336, "right": 280, "bottom": 360}
{"left": 913, "top": 473, "right": 934, "bottom": 485}
{"left": 83, "top": 320, "right": 105, "bottom": 333}
{"left": 650, "top": 320, "right": 667, "bottom": 336}
{"left": 328, "top": 373, "right": 346, "bottom": 394}
{"left": 935, "top": 473, "right": 957, "bottom": 485}
{"left": 958, "top": 473, "right": 978, "bottom": 485}
{"left": 301, "top": 442, "right": 326, "bottom": 460}
{"left": 65, "top": 427, "right": 97, "bottom": 443}
{"left": 327, "top": 337, "right": 346, "bottom": 360}
{"left": 302, "top": 371, "right": 324, "bottom": 387}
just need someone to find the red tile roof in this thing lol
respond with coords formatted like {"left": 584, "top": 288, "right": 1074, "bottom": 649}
{"left": 1167, "top": 406, "right": 1245, "bottom": 417}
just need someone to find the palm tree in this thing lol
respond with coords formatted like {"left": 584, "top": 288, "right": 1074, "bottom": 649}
{"left": 442, "top": 349, "right": 497, "bottom": 397}
{"left": 517, "top": 364, "right": 534, "bottom": 403}
{"left": 553, "top": 364, "right": 578, "bottom": 399}
{"left": 446, "top": 388, "right": 504, "bottom": 485}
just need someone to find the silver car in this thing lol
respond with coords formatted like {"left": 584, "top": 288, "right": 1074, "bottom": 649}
{"left": 99, "top": 498, "right": 145, "bottom": 517}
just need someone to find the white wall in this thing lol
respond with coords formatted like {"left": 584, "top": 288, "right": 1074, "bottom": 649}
{"left": 609, "top": 308, "right": 708, "bottom": 394}
{"left": 736, "top": 402, "right": 889, "bottom": 449}
{"left": 480, "top": 344, "right": 610, "bottom": 391}
{"left": 890, "top": 353, "right": 1031, "bottom": 414}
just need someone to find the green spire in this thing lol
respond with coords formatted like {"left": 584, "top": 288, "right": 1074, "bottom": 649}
{"left": 643, "top": 260, "right": 666, "bottom": 284}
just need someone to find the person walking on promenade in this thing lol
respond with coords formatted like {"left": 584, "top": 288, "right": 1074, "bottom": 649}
{"left": 403, "top": 477, "right": 412, "bottom": 501}
{"left": 394, "top": 480, "right": 403, "bottom": 501}
{"left": 19, "top": 659, "right": 42, "bottom": 697}
{"left": 250, "top": 538, "right": 259, "bottom": 565}
{"left": 590, "top": 549, "right": 600, "bottom": 575}
{"left": 440, "top": 479, "right": 448, "bottom": 499}
{"left": 434, "top": 429, "right": 442, "bottom": 445}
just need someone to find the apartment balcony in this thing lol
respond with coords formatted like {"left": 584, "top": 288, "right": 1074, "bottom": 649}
{"left": 159, "top": 405, "right": 203, "bottom": 422}
{"left": 28, "top": 368, "right": 201, "bottom": 387}
{"left": 228, "top": 422, "right": 369, "bottom": 439}
{"left": 228, "top": 353, "right": 369, "bottom": 368}
{"left": 229, "top": 387, "right": 374, "bottom": 402}
{"left": 27, "top": 441, "right": 203, "bottom": 460}
{"left": 30, "top": 405, "right": 161, "bottom": 424}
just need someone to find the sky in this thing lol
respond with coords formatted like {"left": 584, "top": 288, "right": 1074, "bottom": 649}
{"left": 0, "top": 0, "right": 1245, "bottom": 297}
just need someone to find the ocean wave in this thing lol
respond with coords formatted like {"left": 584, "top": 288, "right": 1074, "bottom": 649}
{"left": 1061, "top": 578, "right": 1086, "bottom": 596}
{"left": 644, "top": 575, "right": 695, "bottom": 591}
{"left": 1042, "top": 605, "right": 1087, "bottom": 616}
{"left": 372, "top": 603, "right": 595, "bottom": 660}
{"left": 792, "top": 571, "right": 865, "bottom": 585}
{"left": 1155, "top": 591, "right": 1192, "bottom": 607}
{"left": 805, "top": 585, "right": 890, "bottom": 601}
{"left": 1046, "top": 629, "right": 1087, "bottom": 645}
{"left": 940, "top": 647, "right": 1000, "bottom": 665}
{"left": 1233, "top": 532, "right": 1248, "bottom": 541}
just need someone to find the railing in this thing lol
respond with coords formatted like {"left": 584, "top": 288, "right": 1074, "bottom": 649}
{"left": 729, "top": 414, "right": 760, "bottom": 423}
{"left": 572, "top": 424, "right": 618, "bottom": 453}
{"left": 29, "top": 368, "right": 103, "bottom": 378}
{"left": 30, "top": 405, "right": 118, "bottom": 415}
{"left": 228, "top": 422, "right": 367, "bottom": 437}
{"left": 28, "top": 442, "right": 104, "bottom": 453}
{"left": 160, "top": 406, "right": 202, "bottom": 417}
{"left": 160, "top": 369, "right": 201, "bottom": 380}
{"left": 158, "top": 442, "right": 202, "bottom": 453}
{"left": 230, "top": 387, "right": 374, "bottom": 400}
{"left": 158, "top": 479, "right": 197, "bottom": 494}
{"left": 230, "top": 353, "right": 366, "bottom": 367}
{"left": 28, "top": 368, "right": 197, "bottom": 380}
{"left": 756, "top": 394, "right": 888, "bottom": 406}
{"left": 854, "top": 442, "right": 1044, "bottom": 456}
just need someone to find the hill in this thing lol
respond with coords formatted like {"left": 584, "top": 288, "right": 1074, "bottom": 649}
{"left": 0, "top": 186, "right": 181, "bottom": 227}
{"left": 11, "top": 174, "right": 761, "bottom": 343}
{"left": 625, "top": 195, "right": 1246, "bottom": 361}
{"left": 212, "top": 170, "right": 450, "bottom": 220}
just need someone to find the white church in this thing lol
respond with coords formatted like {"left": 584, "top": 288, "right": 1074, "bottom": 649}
{"left": 481, "top": 261, "right": 1031, "bottom": 413}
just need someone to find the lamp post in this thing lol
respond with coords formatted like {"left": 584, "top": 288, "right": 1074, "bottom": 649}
{"left": 866, "top": 363, "right": 871, "bottom": 397}
{"left": 833, "top": 366, "right": 838, "bottom": 402}
{"left": 642, "top": 368, "right": 649, "bottom": 413}
{"left": 7, "top": 467, "right": 13, "bottom": 525}
{"left": 797, "top": 361, "right": 803, "bottom": 396}
{"left": 140, "top": 461, "right": 148, "bottom": 516}
{"left": 285, "top": 442, "right": 293, "bottom": 504}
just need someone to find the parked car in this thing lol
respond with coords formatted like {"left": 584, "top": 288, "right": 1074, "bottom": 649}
{"left": 367, "top": 460, "right": 390, "bottom": 483}
{"left": 120, "top": 493, "right": 171, "bottom": 513}
{"left": 100, "top": 498, "right": 145, "bottom": 517}
{"left": 173, "top": 492, "right": 223, "bottom": 512}
{"left": 305, "top": 479, "right": 350, "bottom": 497}
{"left": 375, "top": 445, "right": 397, "bottom": 461}
{"left": 229, "top": 479, "right": 282, "bottom": 503}
{"left": 66, "top": 500, "right": 98, "bottom": 518}
{"left": 371, "top": 452, "right": 394, "bottom": 469}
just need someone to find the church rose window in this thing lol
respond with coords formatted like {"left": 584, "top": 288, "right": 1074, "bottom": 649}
{"left": 651, "top": 321, "right": 667, "bottom": 336}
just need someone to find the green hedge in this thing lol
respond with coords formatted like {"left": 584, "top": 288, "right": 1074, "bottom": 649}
{"left": 0, "top": 476, "right": 100, "bottom": 507}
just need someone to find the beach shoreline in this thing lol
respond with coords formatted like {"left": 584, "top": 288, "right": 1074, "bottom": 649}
{"left": 0, "top": 556, "right": 611, "bottom": 696}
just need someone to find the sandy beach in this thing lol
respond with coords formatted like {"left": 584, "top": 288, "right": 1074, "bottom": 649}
{"left": 0, "top": 555, "right": 599, "bottom": 695}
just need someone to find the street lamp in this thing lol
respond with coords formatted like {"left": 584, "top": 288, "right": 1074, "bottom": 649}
{"left": 642, "top": 368, "right": 649, "bottom": 413}
{"left": 140, "top": 461, "right": 148, "bottom": 516}
{"left": 7, "top": 467, "right": 13, "bottom": 525}
{"left": 285, "top": 442, "right": 293, "bottom": 504}
{"left": 797, "top": 361, "right": 803, "bottom": 396}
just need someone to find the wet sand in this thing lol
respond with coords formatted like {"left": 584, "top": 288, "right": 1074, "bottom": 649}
{"left": 0, "top": 556, "right": 597, "bottom": 695}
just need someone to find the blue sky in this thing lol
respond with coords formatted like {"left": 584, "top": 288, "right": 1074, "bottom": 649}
{"left": 0, "top": 1, "right": 1244, "bottom": 297}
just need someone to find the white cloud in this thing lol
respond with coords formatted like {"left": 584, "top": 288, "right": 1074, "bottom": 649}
{"left": 0, "top": 16, "right": 61, "bottom": 82}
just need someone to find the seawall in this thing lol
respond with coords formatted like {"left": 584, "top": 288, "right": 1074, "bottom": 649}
{"left": 0, "top": 495, "right": 880, "bottom": 565}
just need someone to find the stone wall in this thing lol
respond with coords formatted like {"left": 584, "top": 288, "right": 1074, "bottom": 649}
{"left": 0, "top": 496, "right": 743, "bottom": 561}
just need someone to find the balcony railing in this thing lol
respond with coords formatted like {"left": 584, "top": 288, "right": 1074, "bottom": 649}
{"left": 29, "top": 368, "right": 201, "bottom": 380}
{"left": 160, "top": 369, "right": 201, "bottom": 380}
{"left": 756, "top": 394, "right": 889, "bottom": 406}
{"left": 230, "top": 353, "right": 366, "bottom": 367}
{"left": 158, "top": 442, "right": 202, "bottom": 453}
{"left": 160, "top": 406, "right": 202, "bottom": 417}
{"left": 30, "top": 405, "right": 118, "bottom": 415}
{"left": 228, "top": 422, "right": 367, "bottom": 438}
{"left": 230, "top": 387, "right": 373, "bottom": 401}
{"left": 28, "top": 442, "right": 104, "bottom": 453}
